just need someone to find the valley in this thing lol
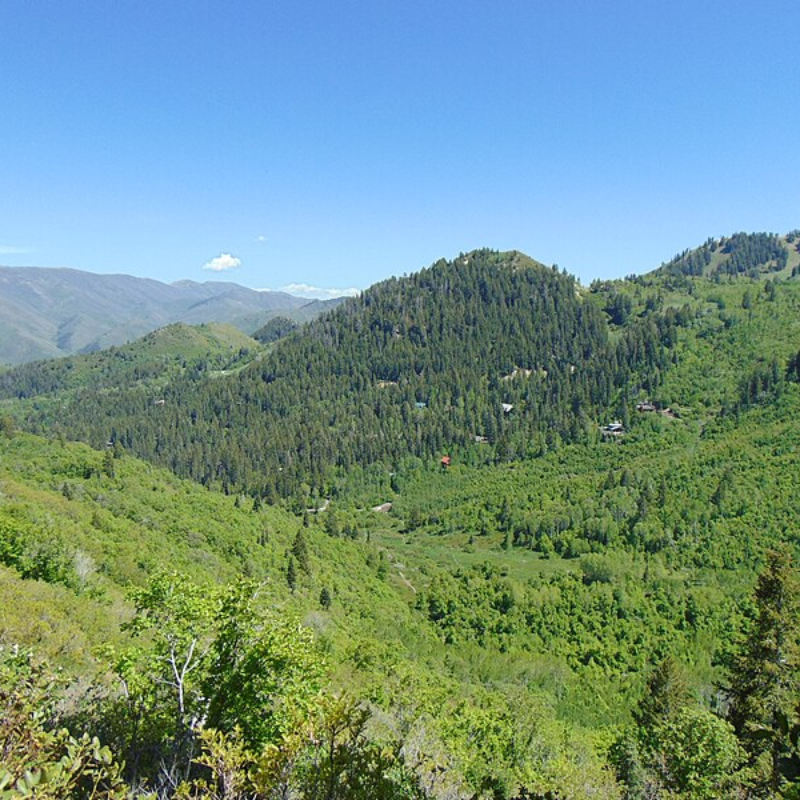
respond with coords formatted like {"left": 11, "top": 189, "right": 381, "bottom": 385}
{"left": 1, "top": 233, "right": 800, "bottom": 798}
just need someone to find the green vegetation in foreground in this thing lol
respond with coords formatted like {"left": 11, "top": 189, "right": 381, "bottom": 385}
{"left": 0, "top": 432, "right": 620, "bottom": 796}
{"left": 3, "top": 390, "right": 800, "bottom": 794}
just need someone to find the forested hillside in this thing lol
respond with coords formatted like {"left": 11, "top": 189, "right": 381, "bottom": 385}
{"left": 4, "top": 249, "right": 686, "bottom": 504}
{"left": 2, "top": 234, "right": 800, "bottom": 798}
{"left": 7, "top": 397, "right": 800, "bottom": 797}
{"left": 656, "top": 231, "right": 798, "bottom": 280}
{"left": 0, "top": 323, "right": 258, "bottom": 399}
{"left": 0, "top": 431, "right": 626, "bottom": 798}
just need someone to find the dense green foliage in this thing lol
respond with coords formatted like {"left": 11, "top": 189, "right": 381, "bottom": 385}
{"left": 0, "top": 645, "right": 126, "bottom": 798}
{"left": 725, "top": 547, "right": 800, "bottom": 795}
{"left": 0, "top": 431, "right": 622, "bottom": 796}
{"left": 3, "top": 235, "right": 800, "bottom": 797}
{"left": 6, "top": 250, "right": 688, "bottom": 504}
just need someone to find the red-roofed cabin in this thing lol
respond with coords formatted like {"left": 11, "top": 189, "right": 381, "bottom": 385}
{"left": 440, "top": 455, "right": 451, "bottom": 468}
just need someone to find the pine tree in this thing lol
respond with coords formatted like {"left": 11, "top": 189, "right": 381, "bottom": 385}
{"left": 633, "top": 655, "right": 690, "bottom": 754}
{"left": 324, "top": 512, "right": 340, "bottom": 538}
{"left": 102, "top": 448, "right": 116, "bottom": 479}
{"left": 319, "top": 587, "right": 332, "bottom": 610}
{"left": 291, "top": 530, "right": 311, "bottom": 574}
{"left": 726, "top": 547, "right": 800, "bottom": 795}
{"left": 286, "top": 557, "right": 297, "bottom": 592}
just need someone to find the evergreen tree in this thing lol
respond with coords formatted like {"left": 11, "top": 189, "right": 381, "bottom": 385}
{"left": 726, "top": 547, "right": 800, "bottom": 795}
{"left": 292, "top": 529, "right": 311, "bottom": 574}
{"left": 102, "top": 448, "right": 116, "bottom": 479}
{"left": 633, "top": 655, "right": 690, "bottom": 754}
{"left": 325, "top": 512, "right": 340, "bottom": 538}
{"left": 319, "top": 586, "right": 332, "bottom": 610}
{"left": 286, "top": 557, "right": 297, "bottom": 592}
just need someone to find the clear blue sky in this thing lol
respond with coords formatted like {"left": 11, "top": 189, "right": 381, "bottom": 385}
{"left": 2, "top": 1, "right": 798, "bottom": 297}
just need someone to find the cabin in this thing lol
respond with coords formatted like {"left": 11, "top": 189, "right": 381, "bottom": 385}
{"left": 636, "top": 401, "right": 656, "bottom": 413}
{"left": 415, "top": 401, "right": 427, "bottom": 409}
{"left": 501, "top": 403, "right": 514, "bottom": 414}
{"left": 440, "top": 455, "right": 451, "bottom": 468}
{"left": 474, "top": 435, "right": 489, "bottom": 444}
{"left": 371, "top": 502, "right": 393, "bottom": 513}
{"left": 601, "top": 421, "right": 625, "bottom": 436}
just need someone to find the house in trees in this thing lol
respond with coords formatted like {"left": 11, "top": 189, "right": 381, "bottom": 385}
{"left": 601, "top": 421, "right": 625, "bottom": 437}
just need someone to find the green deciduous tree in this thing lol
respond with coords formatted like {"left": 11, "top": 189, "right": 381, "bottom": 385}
{"left": 112, "top": 571, "right": 216, "bottom": 788}
{"left": 105, "top": 573, "right": 325, "bottom": 793}
{"left": 0, "top": 415, "right": 15, "bottom": 439}
{"left": 204, "top": 581, "right": 324, "bottom": 751}
{"left": 656, "top": 706, "right": 743, "bottom": 798}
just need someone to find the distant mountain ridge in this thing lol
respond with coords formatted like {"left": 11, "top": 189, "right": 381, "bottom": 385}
{"left": 0, "top": 265, "right": 339, "bottom": 365}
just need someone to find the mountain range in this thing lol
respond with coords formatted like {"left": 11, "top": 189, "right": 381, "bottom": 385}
{"left": 0, "top": 265, "right": 342, "bottom": 365}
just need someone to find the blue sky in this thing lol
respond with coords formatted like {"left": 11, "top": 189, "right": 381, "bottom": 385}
{"left": 2, "top": 1, "right": 798, "bottom": 297}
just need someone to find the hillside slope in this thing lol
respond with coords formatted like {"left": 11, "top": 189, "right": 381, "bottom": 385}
{"left": 5, "top": 249, "right": 682, "bottom": 502}
{"left": 0, "top": 322, "right": 259, "bottom": 400}
{"left": 0, "top": 430, "right": 621, "bottom": 797}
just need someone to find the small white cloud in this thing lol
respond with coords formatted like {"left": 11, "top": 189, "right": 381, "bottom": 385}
{"left": 256, "top": 235, "right": 267, "bottom": 243}
{"left": 280, "top": 283, "right": 360, "bottom": 300}
{"left": 0, "top": 245, "right": 30, "bottom": 255}
{"left": 203, "top": 253, "right": 241, "bottom": 272}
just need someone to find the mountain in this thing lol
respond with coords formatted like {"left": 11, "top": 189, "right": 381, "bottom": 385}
{"left": 0, "top": 265, "right": 337, "bottom": 365}
{"left": 2, "top": 234, "right": 800, "bottom": 797}
{"left": 3, "top": 249, "right": 681, "bottom": 501}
